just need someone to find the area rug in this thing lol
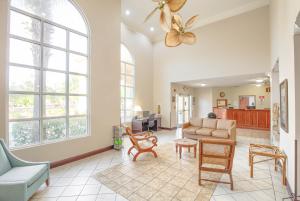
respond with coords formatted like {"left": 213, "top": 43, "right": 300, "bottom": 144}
{"left": 94, "top": 143, "right": 221, "bottom": 201}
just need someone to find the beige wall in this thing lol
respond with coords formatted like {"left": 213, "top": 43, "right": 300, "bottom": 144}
{"left": 153, "top": 6, "right": 270, "bottom": 128}
{"left": 0, "top": 0, "right": 121, "bottom": 162}
{"left": 195, "top": 88, "right": 213, "bottom": 118}
{"left": 270, "top": 0, "right": 300, "bottom": 193}
{"left": 212, "top": 84, "right": 271, "bottom": 109}
{"left": 121, "top": 23, "right": 153, "bottom": 112}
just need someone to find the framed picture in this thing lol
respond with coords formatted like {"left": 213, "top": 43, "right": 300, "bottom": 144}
{"left": 217, "top": 99, "right": 227, "bottom": 107}
{"left": 280, "top": 79, "right": 289, "bottom": 132}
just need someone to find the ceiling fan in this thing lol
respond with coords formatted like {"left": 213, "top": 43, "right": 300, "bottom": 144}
{"left": 144, "top": 0, "right": 198, "bottom": 47}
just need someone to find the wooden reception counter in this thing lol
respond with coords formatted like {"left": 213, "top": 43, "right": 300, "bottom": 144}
{"left": 213, "top": 108, "right": 270, "bottom": 130}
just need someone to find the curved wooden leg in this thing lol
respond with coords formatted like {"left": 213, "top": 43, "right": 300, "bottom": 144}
{"left": 229, "top": 173, "right": 234, "bottom": 190}
{"left": 151, "top": 150, "right": 158, "bottom": 158}
{"left": 46, "top": 179, "right": 49, "bottom": 186}
{"left": 198, "top": 169, "right": 202, "bottom": 186}
{"left": 128, "top": 146, "right": 134, "bottom": 155}
{"left": 133, "top": 152, "right": 141, "bottom": 161}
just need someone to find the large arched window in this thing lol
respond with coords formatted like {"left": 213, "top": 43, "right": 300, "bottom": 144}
{"left": 120, "top": 44, "right": 135, "bottom": 123}
{"left": 8, "top": 0, "right": 89, "bottom": 148}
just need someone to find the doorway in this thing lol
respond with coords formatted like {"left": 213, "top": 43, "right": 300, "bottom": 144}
{"left": 176, "top": 94, "right": 192, "bottom": 125}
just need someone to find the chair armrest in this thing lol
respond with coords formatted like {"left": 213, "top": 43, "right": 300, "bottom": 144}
{"left": 136, "top": 136, "right": 158, "bottom": 142}
{"left": 182, "top": 122, "right": 191, "bottom": 129}
{"left": 132, "top": 131, "right": 151, "bottom": 137}
{"left": 228, "top": 125, "right": 236, "bottom": 142}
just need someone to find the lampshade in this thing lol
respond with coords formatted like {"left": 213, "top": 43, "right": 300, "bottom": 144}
{"left": 134, "top": 105, "right": 142, "bottom": 112}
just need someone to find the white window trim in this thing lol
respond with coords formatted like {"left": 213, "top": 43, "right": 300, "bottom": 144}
{"left": 120, "top": 58, "right": 135, "bottom": 124}
{"left": 6, "top": 1, "right": 91, "bottom": 150}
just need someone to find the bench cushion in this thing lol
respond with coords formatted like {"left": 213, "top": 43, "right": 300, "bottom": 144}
{"left": 196, "top": 128, "right": 214, "bottom": 136}
{"left": 190, "top": 118, "right": 203, "bottom": 127}
{"left": 183, "top": 126, "right": 199, "bottom": 135}
{"left": 203, "top": 119, "right": 217, "bottom": 129}
{"left": 217, "top": 120, "right": 234, "bottom": 130}
{"left": 0, "top": 164, "right": 47, "bottom": 187}
{"left": 212, "top": 130, "right": 229, "bottom": 138}
{"left": 0, "top": 145, "right": 11, "bottom": 176}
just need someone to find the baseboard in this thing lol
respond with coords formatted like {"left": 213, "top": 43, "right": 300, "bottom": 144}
{"left": 160, "top": 127, "right": 177, "bottom": 130}
{"left": 50, "top": 145, "right": 114, "bottom": 169}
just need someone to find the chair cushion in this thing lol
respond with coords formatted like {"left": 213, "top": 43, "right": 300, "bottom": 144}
{"left": 183, "top": 126, "right": 199, "bottom": 135}
{"left": 190, "top": 118, "right": 202, "bottom": 127}
{"left": 138, "top": 140, "right": 154, "bottom": 149}
{"left": 217, "top": 120, "right": 234, "bottom": 130}
{"left": 0, "top": 145, "right": 11, "bottom": 176}
{"left": 195, "top": 128, "right": 214, "bottom": 136}
{"left": 212, "top": 130, "right": 229, "bottom": 138}
{"left": 202, "top": 119, "right": 217, "bottom": 129}
{"left": 0, "top": 164, "right": 47, "bottom": 187}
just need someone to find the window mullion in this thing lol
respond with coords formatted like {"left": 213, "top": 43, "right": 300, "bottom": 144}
{"left": 66, "top": 30, "right": 70, "bottom": 139}
{"left": 39, "top": 20, "right": 44, "bottom": 143}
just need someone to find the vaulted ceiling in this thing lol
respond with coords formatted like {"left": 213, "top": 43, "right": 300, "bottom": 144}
{"left": 121, "top": 0, "right": 270, "bottom": 42}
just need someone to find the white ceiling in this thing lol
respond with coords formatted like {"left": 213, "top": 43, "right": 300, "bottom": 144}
{"left": 177, "top": 73, "right": 270, "bottom": 88}
{"left": 121, "top": 0, "right": 270, "bottom": 42}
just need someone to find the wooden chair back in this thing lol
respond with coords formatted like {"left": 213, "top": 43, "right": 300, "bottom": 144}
{"left": 126, "top": 127, "right": 140, "bottom": 149}
{"left": 198, "top": 138, "right": 236, "bottom": 190}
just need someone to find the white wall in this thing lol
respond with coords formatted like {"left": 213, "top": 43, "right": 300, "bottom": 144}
{"left": 195, "top": 88, "right": 213, "bottom": 118}
{"left": 153, "top": 6, "right": 270, "bottom": 128}
{"left": 270, "top": 0, "right": 300, "bottom": 193}
{"left": 0, "top": 0, "right": 121, "bottom": 162}
{"left": 121, "top": 23, "right": 153, "bottom": 112}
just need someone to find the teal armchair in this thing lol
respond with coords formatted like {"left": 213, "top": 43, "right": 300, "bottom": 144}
{"left": 0, "top": 139, "right": 50, "bottom": 201}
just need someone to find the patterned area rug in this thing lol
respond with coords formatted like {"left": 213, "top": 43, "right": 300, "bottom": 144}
{"left": 94, "top": 143, "right": 221, "bottom": 201}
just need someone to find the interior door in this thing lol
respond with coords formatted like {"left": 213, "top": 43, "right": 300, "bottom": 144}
{"left": 177, "top": 95, "right": 191, "bottom": 126}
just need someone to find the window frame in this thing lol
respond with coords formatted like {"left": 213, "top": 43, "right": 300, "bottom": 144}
{"left": 7, "top": 1, "right": 90, "bottom": 149}
{"left": 120, "top": 45, "right": 135, "bottom": 124}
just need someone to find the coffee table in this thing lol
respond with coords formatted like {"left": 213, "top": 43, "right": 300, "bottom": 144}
{"left": 174, "top": 139, "right": 197, "bottom": 159}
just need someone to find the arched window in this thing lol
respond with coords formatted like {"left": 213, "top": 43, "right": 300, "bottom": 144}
{"left": 120, "top": 44, "right": 135, "bottom": 123}
{"left": 8, "top": 0, "right": 89, "bottom": 148}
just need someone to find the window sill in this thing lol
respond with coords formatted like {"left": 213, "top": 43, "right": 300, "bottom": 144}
{"left": 10, "top": 134, "right": 91, "bottom": 151}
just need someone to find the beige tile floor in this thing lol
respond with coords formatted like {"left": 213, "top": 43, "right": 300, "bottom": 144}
{"left": 30, "top": 128, "right": 290, "bottom": 201}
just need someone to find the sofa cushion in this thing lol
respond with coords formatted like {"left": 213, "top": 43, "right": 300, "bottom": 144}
{"left": 217, "top": 120, "right": 234, "bottom": 130}
{"left": 202, "top": 119, "right": 218, "bottom": 129}
{"left": 183, "top": 126, "right": 199, "bottom": 135}
{"left": 196, "top": 128, "right": 214, "bottom": 136}
{"left": 190, "top": 118, "right": 203, "bottom": 127}
{"left": 0, "top": 164, "right": 47, "bottom": 187}
{"left": 0, "top": 145, "right": 11, "bottom": 176}
{"left": 212, "top": 130, "right": 229, "bottom": 138}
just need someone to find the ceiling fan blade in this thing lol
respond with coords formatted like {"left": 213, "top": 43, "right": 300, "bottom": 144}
{"left": 171, "top": 14, "right": 183, "bottom": 31}
{"left": 144, "top": 7, "right": 159, "bottom": 23}
{"left": 168, "top": 0, "right": 187, "bottom": 12}
{"left": 181, "top": 32, "right": 196, "bottom": 45}
{"left": 185, "top": 15, "right": 199, "bottom": 29}
{"left": 165, "top": 29, "right": 181, "bottom": 47}
{"left": 160, "top": 6, "right": 172, "bottom": 32}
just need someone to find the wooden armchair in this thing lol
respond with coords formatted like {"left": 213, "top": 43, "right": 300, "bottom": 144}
{"left": 126, "top": 127, "right": 158, "bottom": 161}
{"left": 198, "top": 138, "right": 235, "bottom": 190}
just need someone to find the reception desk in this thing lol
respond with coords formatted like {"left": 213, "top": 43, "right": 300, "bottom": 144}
{"left": 213, "top": 108, "right": 270, "bottom": 130}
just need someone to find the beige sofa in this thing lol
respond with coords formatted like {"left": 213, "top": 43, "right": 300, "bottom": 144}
{"left": 182, "top": 118, "right": 236, "bottom": 142}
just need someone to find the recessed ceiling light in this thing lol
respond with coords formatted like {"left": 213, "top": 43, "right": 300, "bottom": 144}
{"left": 256, "top": 79, "right": 263, "bottom": 83}
{"left": 256, "top": 84, "right": 262, "bottom": 87}
{"left": 125, "top": 10, "right": 131, "bottom": 16}
{"left": 150, "top": 27, "right": 155, "bottom": 32}
{"left": 200, "top": 83, "right": 207, "bottom": 87}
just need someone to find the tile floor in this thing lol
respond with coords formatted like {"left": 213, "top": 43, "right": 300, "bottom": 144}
{"left": 30, "top": 129, "right": 290, "bottom": 201}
